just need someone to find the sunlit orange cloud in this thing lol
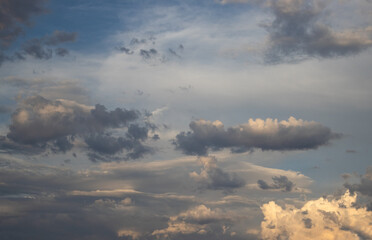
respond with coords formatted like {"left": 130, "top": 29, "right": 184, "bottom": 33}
{"left": 260, "top": 191, "right": 372, "bottom": 240}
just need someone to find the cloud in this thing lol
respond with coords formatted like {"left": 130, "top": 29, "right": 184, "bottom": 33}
{"left": 0, "top": 0, "right": 48, "bottom": 48}
{"left": 1, "top": 29, "right": 76, "bottom": 64}
{"left": 260, "top": 190, "right": 372, "bottom": 239}
{"left": 257, "top": 175, "right": 295, "bottom": 192}
{"left": 0, "top": 1, "right": 76, "bottom": 66}
{"left": 0, "top": 76, "right": 90, "bottom": 103}
{"left": 140, "top": 49, "right": 158, "bottom": 60}
{"left": 0, "top": 95, "right": 155, "bottom": 160}
{"left": 190, "top": 156, "right": 245, "bottom": 193}
{"left": 174, "top": 117, "right": 340, "bottom": 155}
{"left": 116, "top": 36, "right": 184, "bottom": 65}
{"left": 19, "top": 30, "right": 77, "bottom": 60}
{"left": 264, "top": 0, "right": 372, "bottom": 63}
{"left": 85, "top": 133, "right": 153, "bottom": 161}
{"left": 220, "top": 0, "right": 372, "bottom": 63}
{"left": 0, "top": 155, "right": 199, "bottom": 240}
{"left": 344, "top": 166, "right": 372, "bottom": 196}
{"left": 152, "top": 204, "right": 233, "bottom": 237}
{"left": 117, "top": 229, "right": 141, "bottom": 239}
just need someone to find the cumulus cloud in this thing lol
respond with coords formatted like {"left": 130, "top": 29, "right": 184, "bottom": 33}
{"left": 260, "top": 190, "right": 372, "bottom": 239}
{"left": 344, "top": 166, "right": 372, "bottom": 196}
{"left": 0, "top": 95, "right": 155, "bottom": 160}
{"left": 190, "top": 156, "right": 245, "bottom": 193}
{"left": 174, "top": 117, "right": 340, "bottom": 155}
{"left": 152, "top": 205, "right": 233, "bottom": 237}
{"left": 257, "top": 175, "right": 295, "bottom": 192}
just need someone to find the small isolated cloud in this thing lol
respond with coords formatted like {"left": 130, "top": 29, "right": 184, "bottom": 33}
{"left": 190, "top": 156, "right": 245, "bottom": 193}
{"left": 152, "top": 205, "right": 233, "bottom": 238}
{"left": 174, "top": 117, "right": 340, "bottom": 155}
{"left": 263, "top": 0, "right": 372, "bottom": 63}
{"left": 117, "top": 229, "right": 141, "bottom": 240}
{"left": 344, "top": 166, "right": 372, "bottom": 196}
{"left": 0, "top": 95, "right": 155, "bottom": 160}
{"left": 260, "top": 190, "right": 372, "bottom": 240}
{"left": 220, "top": 0, "right": 372, "bottom": 63}
{"left": 257, "top": 175, "right": 295, "bottom": 192}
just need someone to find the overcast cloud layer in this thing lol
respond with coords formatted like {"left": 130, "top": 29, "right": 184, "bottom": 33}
{"left": 0, "top": 0, "right": 371, "bottom": 239}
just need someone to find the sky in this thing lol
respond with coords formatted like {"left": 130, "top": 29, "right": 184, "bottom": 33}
{"left": 0, "top": 0, "right": 372, "bottom": 239}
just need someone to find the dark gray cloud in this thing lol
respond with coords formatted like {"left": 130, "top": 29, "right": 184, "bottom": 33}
{"left": 55, "top": 47, "right": 69, "bottom": 56}
{"left": 0, "top": 0, "right": 48, "bottom": 48}
{"left": 190, "top": 156, "right": 245, "bottom": 193}
{"left": 174, "top": 117, "right": 341, "bottom": 155}
{"left": 262, "top": 0, "right": 372, "bottom": 63}
{"left": 344, "top": 167, "right": 372, "bottom": 196}
{"left": 0, "top": 135, "right": 44, "bottom": 154}
{"left": 85, "top": 134, "right": 131, "bottom": 155}
{"left": 84, "top": 132, "right": 153, "bottom": 161}
{"left": 116, "top": 37, "right": 184, "bottom": 64}
{"left": 221, "top": 0, "right": 372, "bottom": 63}
{"left": 0, "top": 0, "right": 66, "bottom": 66}
{"left": 21, "top": 38, "right": 53, "bottom": 59}
{"left": 51, "top": 136, "right": 74, "bottom": 153}
{"left": 19, "top": 30, "right": 77, "bottom": 60}
{"left": 140, "top": 48, "right": 158, "bottom": 60}
{"left": 117, "top": 46, "right": 133, "bottom": 55}
{"left": 0, "top": 29, "right": 76, "bottom": 64}
{"left": 257, "top": 175, "right": 295, "bottom": 192}
{"left": 130, "top": 37, "right": 148, "bottom": 45}
{"left": 168, "top": 48, "right": 181, "bottom": 58}
{"left": 1, "top": 95, "right": 154, "bottom": 161}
